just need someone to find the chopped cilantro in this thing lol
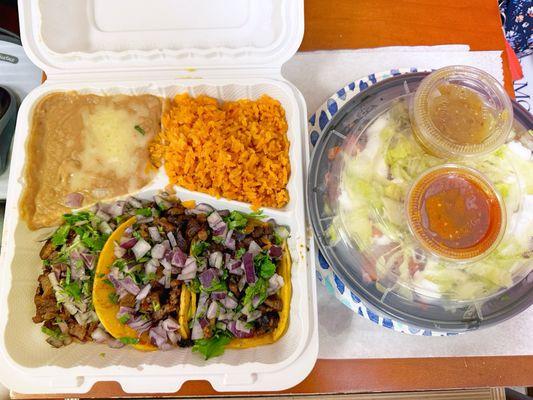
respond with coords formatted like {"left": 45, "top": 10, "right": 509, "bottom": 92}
{"left": 135, "top": 207, "right": 152, "bottom": 217}
{"left": 191, "top": 241, "right": 209, "bottom": 257}
{"left": 82, "top": 281, "right": 91, "bottom": 296}
{"left": 62, "top": 281, "right": 82, "bottom": 301}
{"left": 97, "top": 272, "right": 105, "bottom": 278}
{"left": 235, "top": 247, "right": 246, "bottom": 259}
{"left": 134, "top": 125, "right": 145, "bottom": 136}
{"left": 188, "top": 278, "right": 201, "bottom": 293}
{"left": 201, "top": 279, "right": 227, "bottom": 293}
{"left": 192, "top": 330, "right": 232, "bottom": 360}
{"left": 51, "top": 224, "right": 71, "bottom": 246}
{"left": 102, "top": 279, "right": 114, "bottom": 287}
{"left": 119, "top": 337, "right": 139, "bottom": 345}
{"left": 42, "top": 259, "right": 51, "bottom": 267}
{"left": 212, "top": 235, "right": 225, "bottom": 244}
{"left": 142, "top": 272, "right": 157, "bottom": 284}
{"left": 223, "top": 211, "right": 248, "bottom": 231}
{"left": 118, "top": 314, "right": 130, "bottom": 324}
{"left": 65, "top": 267, "right": 71, "bottom": 284}
{"left": 132, "top": 230, "right": 142, "bottom": 240}
{"left": 152, "top": 300, "right": 161, "bottom": 312}
{"left": 254, "top": 253, "right": 276, "bottom": 279}
{"left": 243, "top": 278, "right": 268, "bottom": 309}
{"left": 108, "top": 292, "right": 119, "bottom": 304}
{"left": 41, "top": 326, "right": 63, "bottom": 339}
{"left": 62, "top": 212, "right": 92, "bottom": 225}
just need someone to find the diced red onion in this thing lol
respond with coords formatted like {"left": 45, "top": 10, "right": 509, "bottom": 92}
{"left": 220, "top": 295, "right": 238, "bottom": 309}
{"left": 65, "top": 192, "right": 84, "bottom": 208}
{"left": 246, "top": 310, "right": 262, "bottom": 322}
{"left": 191, "top": 321, "right": 204, "bottom": 340}
{"left": 238, "top": 275, "right": 247, "bottom": 292}
{"left": 161, "top": 240, "right": 171, "bottom": 250}
{"left": 136, "top": 216, "right": 154, "bottom": 224}
{"left": 128, "top": 317, "right": 152, "bottom": 333}
{"left": 268, "top": 273, "right": 285, "bottom": 295}
{"left": 148, "top": 226, "right": 162, "bottom": 242}
{"left": 91, "top": 327, "right": 110, "bottom": 343}
{"left": 167, "top": 232, "right": 177, "bottom": 248}
{"left": 149, "top": 328, "right": 167, "bottom": 348}
{"left": 136, "top": 284, "right": 151, "bottom": 300}
{"left": 269, "top": 245, "right": 283, "bottom": 258}
{"left": 199, "top": 268, "right": 217, "bottom": 288}
{"left": 252, "top": 295, "right": 262, "bottom": 308}
{"left": 151, "top": 243, "right": 166, "bottom": 259}
{"left": 80, "top": 252, "right": 95, "bottom": 270}
{"left": 167, "top": 330, "right": 180, "bottom": 345}
{"left": 57, "top": 321, "right": 69, "bottom": 335}
{"left": 162, "top": 317, "right": 179, "bottom": 332}
{"left": 171, "top": 248, "right": 187, "bottom": 267}
{"left": 158, "top": 276, "right": 166, "bottom": 286}
{"left": 177, "top": 271, "right": 196, "bottom": 281}
{"left": 198, "top": 317, "right": 209, "bottom": 329}
{"left": 248, "top": 241, "right": 262, "bottom": 257}
{"left": 242, "top": 252, "right": 256, "bottom": 284}
{"left": 120, "top": 237, "right": 137, "bottom": 249}
{"left": 99, "top": 221, "right": 113, "bottom": 235}
{"left": 206, "top": 301, "right": 219, "bottom": 319}
{"left": 161, "top": 257, "right": 172, "bottom": 270}
{"left": 225, "top": 230, "right": 235, "bottom": 250}
{"left": 207, "top": 211, "right": 227, "bottom": 235}
{"left": 121, "top": 276, "right": 140, "bottom": 295}
{"left": 154, "top": 195, "right": 171, "bottom": 210}
{"left": 188, "top": 203, "right": 214, "bottom": 215}
{"left": 96, "top": 209, "right": 111, "bottom": 222}
{"left": 108, "top": 339, "right": 126, "bottom": 349}
{"left": 182, "top": 257, "right": 197, "bottom": 275}
{"left": 132, "top": 238, "right": 151, "bottom": 260}
{"left": 211, "top": 291, "right": 226, "bottom": 300}
{"left": 209, "top": 251, "right": 223, "bottom": 269}
{"left": 274, "top": 226, "right": 290, "bottom": 241}
{"left": 227, "top": 320, "right": 253, "bottom": 339}
{"left": 127, "top": 197, "right": 143, "bottom": 208}
{"left": 236, "top": 319, "right": 251, "bottom": 334}
{"left": 114, "top": 244, "right": 126, "bottom": 259}
{"left": 107, "top": 201, "right": 125, "bottom": 217}
{"left": 145, "top": 259, "right": 159, "bottom": 276}
{"left": 117, "top": 306, "right": 134, "bottom": 318}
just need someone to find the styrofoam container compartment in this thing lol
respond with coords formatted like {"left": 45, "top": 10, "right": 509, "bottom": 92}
{"left": 0, "top": 0, "right": 318, "bottom": 394}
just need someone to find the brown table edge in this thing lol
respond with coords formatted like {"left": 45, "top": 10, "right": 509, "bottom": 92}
{"left": 11, "top": 356, "right": 533, "bottom": 398}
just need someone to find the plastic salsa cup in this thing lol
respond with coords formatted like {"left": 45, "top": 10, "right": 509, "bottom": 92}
{"left": 406, "top": 164, "right": 506, "bottom": 262}
{"left": 409, "top": 66, "right": 513, "bottom": 159}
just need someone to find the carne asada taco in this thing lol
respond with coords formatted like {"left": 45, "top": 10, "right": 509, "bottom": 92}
{"left": 93, "top": 196, "right": 197, "bottom": 350}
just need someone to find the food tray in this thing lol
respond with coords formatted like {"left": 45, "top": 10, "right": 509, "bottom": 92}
{"left": 307, "top": 68, "right": 533, "bottom": 335}
{"left": 0, "top": 0, "right": 318, "bottom": 394}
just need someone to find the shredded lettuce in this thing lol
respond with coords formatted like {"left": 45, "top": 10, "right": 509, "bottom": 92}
{"left": 332, "top": 100, "right": 532, "bottom": 301}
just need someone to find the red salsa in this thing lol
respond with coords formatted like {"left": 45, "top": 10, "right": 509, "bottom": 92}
{"left": 407, "top": 166, "right": 504, "bottom": 260}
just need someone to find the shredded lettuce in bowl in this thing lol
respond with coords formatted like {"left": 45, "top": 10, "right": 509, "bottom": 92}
{"left": 330, "top": 100, "right": 533, "bottom": 301}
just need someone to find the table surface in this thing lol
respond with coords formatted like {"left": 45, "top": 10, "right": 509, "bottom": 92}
{"left": 3, "top": 0, "right": 530, "bottom": 397}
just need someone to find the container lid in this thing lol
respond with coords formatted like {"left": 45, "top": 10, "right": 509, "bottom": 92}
{"left": 308, "top": 72, "right": 533, "bottom": 332}
{"left": 410, "top": 66, "right": 513, "bottom": 159}
{"left": 19, "top": 0, "right": 304, "bottom": 75}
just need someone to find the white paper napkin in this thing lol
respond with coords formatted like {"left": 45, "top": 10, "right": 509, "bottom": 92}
{"left": 283, "top": 46, "right": 532, "bottom": 359}
{"left": 283, "top": 45, "right": 504, "bottom": 118}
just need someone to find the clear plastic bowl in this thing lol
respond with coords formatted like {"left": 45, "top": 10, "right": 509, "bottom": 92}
{"left": 410, "top": 66, "right": 513, "bottom": 159}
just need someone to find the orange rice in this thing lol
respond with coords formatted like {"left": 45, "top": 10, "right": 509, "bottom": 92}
{"left": 150, "top": 94, "right": 290, "bottom": 209}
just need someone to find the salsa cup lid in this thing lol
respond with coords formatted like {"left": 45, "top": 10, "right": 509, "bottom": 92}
{"left": 410, "top": 66, "right": 513, "bottom": 159}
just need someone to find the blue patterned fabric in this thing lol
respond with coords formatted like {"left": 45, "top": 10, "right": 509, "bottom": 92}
{"left": 500, "top": 0, "right": 532, "bottom": 57}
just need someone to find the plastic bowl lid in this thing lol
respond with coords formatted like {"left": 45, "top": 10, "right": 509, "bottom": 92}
{"left": 410, "top": 66, "right": 513, "bottom": 159}
{"left": 307, "top": 71, "right": 533, "bottom": 332}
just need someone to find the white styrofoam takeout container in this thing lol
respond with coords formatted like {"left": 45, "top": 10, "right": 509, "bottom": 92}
{"left": 0, "top": 0, "right": 318, "bottom": 394}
